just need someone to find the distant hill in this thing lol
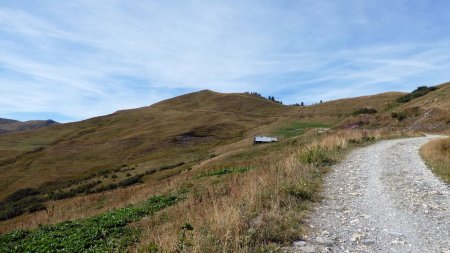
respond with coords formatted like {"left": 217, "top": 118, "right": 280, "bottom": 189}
{"left": 0, "top": 90, "right": 293, "bottom": 199}
{"left": 0, "top": 118, "right": 19, "bottom": 126}
{"left": 0, "top": 118, "right": 59, "bottom": 134}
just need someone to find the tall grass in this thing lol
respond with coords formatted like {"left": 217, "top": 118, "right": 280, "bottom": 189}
{"left": 421, "top": 137, "right": 450, "bottom": 184}
{"left": 133, "top": 129, "right": 410, "bottom": 252}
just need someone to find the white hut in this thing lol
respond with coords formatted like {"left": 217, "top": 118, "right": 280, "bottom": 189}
{"left": 254, "top": 136, "right": 278, "bottom": 143}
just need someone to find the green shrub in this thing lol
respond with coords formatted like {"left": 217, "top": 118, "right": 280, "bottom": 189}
{"left": 0, "top": 189, "right": 46, "bottom": 221}
{"left": 397, "top": 86, "right": 437, "bottom": 103}
{"left": 0, "top": 195, "right": 46, "bottom": 221}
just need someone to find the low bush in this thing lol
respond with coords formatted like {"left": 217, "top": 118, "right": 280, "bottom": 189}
{"left": 4, "top": 188, "right": 40, "bottom": 203}
{"left": 49, "top": 181, "right": 101, "bottom": 200}
{"left": 0, "top": 191, "right": 46, "bottom": 221}
{"left": 391, "top": 111, "right": 407, "bottom": 121}
{"left": 118, "top": 174, "right": 144, "bottom": 187}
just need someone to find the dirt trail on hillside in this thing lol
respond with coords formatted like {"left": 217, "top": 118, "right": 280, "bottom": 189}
{"left": 287, "top": 136, "right": 450, "bottom": 253}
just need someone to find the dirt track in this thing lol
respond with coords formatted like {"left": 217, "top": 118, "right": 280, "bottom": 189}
{"left": 289, "top": 136, "right": 450, "bottom": 253}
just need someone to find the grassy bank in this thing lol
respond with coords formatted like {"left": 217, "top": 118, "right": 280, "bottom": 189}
{"left": 421, "top": 137, "right": 450, "bottom": 184}
{"left": 0, "top": 129, "right": 414, "bottom": 252}
{"left": 133, "top": 129, "right": 411, "bottom": 252}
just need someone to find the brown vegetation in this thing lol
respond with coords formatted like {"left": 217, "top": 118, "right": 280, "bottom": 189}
{"left": 0, "top": 85, "right": 446, "bottom": 251}
{"left": 421, "top": 137, "right": 450, "bottom": 184}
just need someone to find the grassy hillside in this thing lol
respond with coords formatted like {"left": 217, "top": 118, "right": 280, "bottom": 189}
{"left": 339, "top": 82, "right": 450, "bottom": 132}
{"left": 0, "top": 119, "right": 58, "bottom": 134}
{"left": 0, "top": 88, "right": 427, "bottom": 251}
{"left": 0, "top": 89, "right": 405, "bottom": 200}
{"left": 0, "top": 91, "right": 293, "bottom": 200}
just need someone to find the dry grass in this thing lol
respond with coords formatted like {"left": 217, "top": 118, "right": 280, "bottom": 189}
{"left": 421, "top": 137, "right": 450, "bottom": 184}
{"left": 0, "top": 128, "right": 416, "bottom": 252}
{"left": 0, "top": 89, "right": 408, "bottom": 199}
{"left": 130, "top": 129, "right": 412, "bottom": 252}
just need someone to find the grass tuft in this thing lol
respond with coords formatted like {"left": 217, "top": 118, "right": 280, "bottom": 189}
{"left": 299, "top": 146, "right": 334, "bottom": 166}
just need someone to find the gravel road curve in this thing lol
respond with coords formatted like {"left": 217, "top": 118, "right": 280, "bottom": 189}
{"left": 286, "top": 136, "right": 450, "bottom": 253}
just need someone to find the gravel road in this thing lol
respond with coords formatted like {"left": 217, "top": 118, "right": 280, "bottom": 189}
{"left": 287, "top": 136, "right": 450, "bottom": 253}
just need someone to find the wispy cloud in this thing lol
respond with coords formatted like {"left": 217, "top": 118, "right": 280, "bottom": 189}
{"left": 1, "top": 0, "right": 450, "bottom": 121}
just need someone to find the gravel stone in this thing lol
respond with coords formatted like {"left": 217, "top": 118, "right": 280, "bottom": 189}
{"left": 287, "top": 136, "right": 450, "bottom": 253}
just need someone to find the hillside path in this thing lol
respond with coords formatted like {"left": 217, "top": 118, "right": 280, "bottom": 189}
{"left": 288, "top": 136, "right": 450, "bottom": 253}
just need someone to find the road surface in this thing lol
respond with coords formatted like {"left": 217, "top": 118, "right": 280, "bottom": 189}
{"left": 289, "top": 136, "right": 450, "bottom": 253}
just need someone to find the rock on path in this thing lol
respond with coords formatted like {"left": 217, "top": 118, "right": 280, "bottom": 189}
{"left": 287, "top": 136, "right": 450, "bottom": 253}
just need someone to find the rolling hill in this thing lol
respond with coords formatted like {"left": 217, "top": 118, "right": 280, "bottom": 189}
{"left": 0, "top": 118, "right": 59, "bottom": 134}
{"left": 0, "top": 85, "right": 448, "bottom": 251}
{"left": 0, "top": 89, "right": 411, "bottom": 201}
{"left": 0, "top": 90, "right": 293, "bottom": 199}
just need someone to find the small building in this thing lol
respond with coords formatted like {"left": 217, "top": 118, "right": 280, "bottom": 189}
{"left": 254, "top": 136, "right": 278, "bottom": 143}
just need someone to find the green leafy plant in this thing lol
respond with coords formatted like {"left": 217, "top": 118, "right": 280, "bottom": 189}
{"left": 0, "top": 195, "right": 179, "bottom": 252}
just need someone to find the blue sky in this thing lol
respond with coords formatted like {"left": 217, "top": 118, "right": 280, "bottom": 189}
{"left": 1, "top": 1, "right": 450, "bottom": 122}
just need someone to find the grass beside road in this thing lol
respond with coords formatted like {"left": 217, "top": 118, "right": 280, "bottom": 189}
{"left": 0, "top": 129, "right": 416, "bottom": 252}
{"left": 134, "top": 129, "right": 411, "bottom": 252}
{"left": 421, "top": 137, "right": 450, "bottom": 184}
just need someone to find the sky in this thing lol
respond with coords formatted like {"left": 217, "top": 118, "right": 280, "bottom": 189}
{"left": 1, "top": 1, "right": 450, "bottom": 122}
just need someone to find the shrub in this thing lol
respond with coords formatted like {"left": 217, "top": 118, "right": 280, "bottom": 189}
{"left": 0, "top": 193, "right": 46, "bottom": 221}
{"left": 391, "top": 111, "right": 407, "bottom": 121}
{"left": 4, "top": 188, "right": 40, "bottom": 203}
{"left": 397, "top": 86, "right": 438, "bottom": 103}
{"left": 118, "top": 174, "right": 144, "bottom": 187}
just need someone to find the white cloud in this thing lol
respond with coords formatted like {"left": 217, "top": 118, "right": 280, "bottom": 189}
{"left": 0, "top": 1, "right": 450, "bottom": 121}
